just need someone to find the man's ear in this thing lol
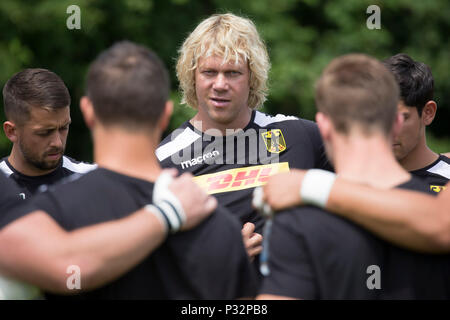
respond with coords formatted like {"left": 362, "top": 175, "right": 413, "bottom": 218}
{"left": 315, "top": 112, "right": 332, "bottom": 142}
{"left": 421, "top": 100, "right": 437, "bottom": 126}
{"left": 80, "top": 96, "right": 96, "bottom": 129}
{"left": 159, "top": 100, "right": 173, "bottom": 132}
{"left": 3, "top": 121, "right": 18, "bottom": 143}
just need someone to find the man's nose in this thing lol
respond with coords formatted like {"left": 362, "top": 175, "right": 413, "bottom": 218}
{"left": 49, "top": 132, "right": 63, "bottom": 149}
{"left": 212, "top": 73, "right": 228, "bottom": 91}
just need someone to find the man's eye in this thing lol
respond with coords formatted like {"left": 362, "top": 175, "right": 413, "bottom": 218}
{"left": 202, "top": 70, "right": 216, "bottom": 76}
{"left": 37, "top": 131, "right": 51, "bottom": 136}
{"left": 227, "top": 71, "right": 240, "bottom": 76}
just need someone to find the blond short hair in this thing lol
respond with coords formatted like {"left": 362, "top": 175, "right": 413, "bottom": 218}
{"left": 176, "top": 13, "right": 270, "bottom": 109}
{"left": 315, "top": 54, "right": 400, "bottom": 136}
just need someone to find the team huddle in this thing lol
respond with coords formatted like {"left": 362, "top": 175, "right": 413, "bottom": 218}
{"left": 0, "top": 13, "right": 449, "bottom": 300}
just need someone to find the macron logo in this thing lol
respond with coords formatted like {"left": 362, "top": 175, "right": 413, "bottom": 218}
{"left": 181, "top": 151, "right": 220, "bottom": 169}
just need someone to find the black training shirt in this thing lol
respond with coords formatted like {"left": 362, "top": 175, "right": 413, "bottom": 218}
{"left": 28, "top": 168, "right": 257, "bottom": 299}
{"left": 157, "top": 110, "right": 332, "bottom": 232}
{"left": 410, "top": 154, "right": 449, "bottom": 193}
{"left": 259, "top": 177, "right": 450, "bottom": 299}
{"left": 0, "top": 172, "right": 36, "bottom": 230}
{"left": 0, "top": 156, "right": 96, "bottom": 199}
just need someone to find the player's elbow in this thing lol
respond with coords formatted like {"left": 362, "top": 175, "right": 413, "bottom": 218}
{"left": 419, "top": 212, "right": 450, "bottom": 253}
{"left": 435, "top": 234, "right": 450, "bottom": 252}
{"left": 62, "top": 257, "right": 107, "bottom": 292}
{"left": 431, "top": 215, "right": 450, "bottom": 252}
{"left": 42, "top": 257, "right": 105, "bottom": 294}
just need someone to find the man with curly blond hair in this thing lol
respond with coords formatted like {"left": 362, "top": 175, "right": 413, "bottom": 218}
{"left": 156, "top": 14, "right": 331, "bottom": 246}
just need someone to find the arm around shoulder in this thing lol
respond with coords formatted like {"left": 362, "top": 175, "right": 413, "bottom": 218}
{"left": 0, "top": 209, "right": 167, "bottom": 293}
{"left": 327, "top": 179, "right": 450, "bottom": 253}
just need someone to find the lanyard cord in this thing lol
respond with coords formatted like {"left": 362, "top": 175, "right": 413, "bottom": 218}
{"left": 259, "top": 213, "right": 273, "bottom": 276}
{"left": 252, "top": 186, "right": 274, "bottom": 276}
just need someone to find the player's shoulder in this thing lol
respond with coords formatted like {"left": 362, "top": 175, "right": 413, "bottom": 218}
{"left": 0, "top": 157, "right": 14, "bottom": 176}
{"left": 253, "top": 111, "right": 319, "bottom": 138}
{"left": 0, "top": 172, "right": 22, "bottom": 206}
{"left": 34, "top": 167, "right": 145, "bottom": 220}
{"left": 396, "top": 176, "right": 434, "bottom": 194}
{"left": 38, "top": 166, "right": 102, "bottom": 194}
{"left": 252, "top": 110, "right": 299, "bottom": 127}
{"left": 156, "top": 121, "right": 201, "bottom": 162}
{"left": 273, "top": 205, "right": 380, "bottom": 260}
{"left": 414, "top": 155, "right": 450, "bottom": 183}
{"left": 435, "top": 154, "right": 450, "bottom": 179}
{"left": 61, "top": 156, "right": 97, "bottom": 174}
{"left": 56, "top": 167, "right": 154, "bottom": 195}
{"left": 438, "top": 154, "right": 450, "bottom": 166}
{"left": 274, "top": 205, "right": 352, "bottom": 236}
{"left": 254, "top": 109, "right": 316, "bottom": 125}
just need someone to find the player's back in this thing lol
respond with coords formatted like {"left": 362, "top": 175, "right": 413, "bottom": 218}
{"left": 29, "top": 168, "right": 257, "bottom": 299}
{"left": 260, "top": 177, "right": 450, "bottom": 299}
{"left": 380, "top": 176, "right": 450, "bottom": 299}
{"left": 261, "top": 204, "right": 384, "bottom": 299}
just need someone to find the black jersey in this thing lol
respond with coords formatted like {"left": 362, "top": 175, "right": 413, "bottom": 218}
{"left": 27, "top": 168, "right": 257, "bottom": 299}
{"left": 0, "top": 173, "right": 44, "bottom": 299}
{"left": 157, "top": 111, "right": 331, "bottom": 231}
{"left": 0, "top": 156, "right": 96, "bottom": 199}
{"left": 410, "top": 154, "right": 450, "bottom": 193}
{"left": 259, "top": 177, "right": 450, "bottom": 299}
{"left": 0, "top": 172, "right": 36, "bottom": 230}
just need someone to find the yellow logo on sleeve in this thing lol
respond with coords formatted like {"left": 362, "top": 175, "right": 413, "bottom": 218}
{"left": 430, "top": 185, "right": 446, "bottom": 193}
{"left": 193, "top": 162, "right": 290, "bottom": 194}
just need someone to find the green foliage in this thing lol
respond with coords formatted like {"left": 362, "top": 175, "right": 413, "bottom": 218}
{"left": 0, "top": 0, "right": 449, "bottom": 160}
{"left": 165, "top": 92, "right": 196, "bottom": 137}
{"left": 427, "top": 133, "right": 450, "bottom": 154}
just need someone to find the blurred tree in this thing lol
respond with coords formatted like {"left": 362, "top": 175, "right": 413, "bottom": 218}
{"left": 0, "top": 0, "right": 449, "bottom": 161}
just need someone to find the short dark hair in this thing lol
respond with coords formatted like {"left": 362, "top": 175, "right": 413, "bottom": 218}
{"left": 86, "top": 41, "right": 170, "bottom": 129}
{"left": 382, "top": 53, "right": 434, "bottom": 116}
{"left": 315, "top": 54, "right": 399, "bottom": 135}
{"left": 3, "top": 68, "right": 71, "bottom": 125}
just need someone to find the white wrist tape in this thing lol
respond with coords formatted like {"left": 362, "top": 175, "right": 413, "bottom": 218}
{"left": 150, "top": 172, "right": 186, "bottom": 233}
{"left": 300, "top": 169, "right": 336, "bottom": 208}
{"left": 252, "top": 187, "right": 273, "bottom": 218}
{"left": 145, "top": 204, "right": 170, "bottom": 234}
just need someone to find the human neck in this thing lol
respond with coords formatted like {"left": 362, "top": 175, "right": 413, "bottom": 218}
{"left": 93, "top": 126, "right": 161, "bottom": 182}
{"left": 332, "top": 133, "right": 411, "bottom": 189}
{"left": 398, "top": 135, "right": 438, "bottom": 171}
{"left": 190, "top": 107, "right": 252, "bottom": 136}
{"left": 8, "top": 145, "right": 58, "bottom": 176}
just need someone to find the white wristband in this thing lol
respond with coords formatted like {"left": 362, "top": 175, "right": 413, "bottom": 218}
{"left": 300, "top": 169, "right": 336, "bottom": 208}
{"left": 145, "top": 202, "right": 185, "bottom": 234}
{"left": 153, "top": 172, "right": 186, "bottom": 231}
{"left": 252, "top": 187, "right": 273, "bottom": 217}
{"left": 145, "top": 204, "right": 169, "bottom": 234}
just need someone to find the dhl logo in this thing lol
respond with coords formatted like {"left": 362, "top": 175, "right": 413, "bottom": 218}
{"left": 193, "top": 162, "right": 290, "bottom": 194}
{"left": 430, "top": 185, "right": 447, "bottom": 193}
